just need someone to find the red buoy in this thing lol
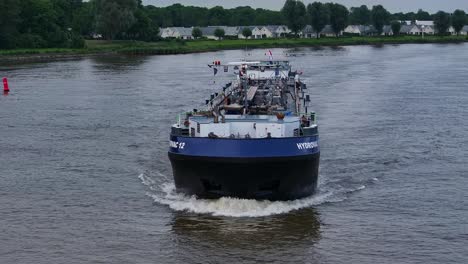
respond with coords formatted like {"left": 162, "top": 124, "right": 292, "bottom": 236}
{"left": 3, "top": 77, "right": 9, "bottom": 92}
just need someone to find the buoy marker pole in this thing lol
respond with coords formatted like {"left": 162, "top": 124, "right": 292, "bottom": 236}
{"left": 3, "top": 77, "right": 9, "bottom": 92}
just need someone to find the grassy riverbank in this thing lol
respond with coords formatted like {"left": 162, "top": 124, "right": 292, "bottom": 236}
{"left": 1, "top": 35, "right": 467, "bottom": 60}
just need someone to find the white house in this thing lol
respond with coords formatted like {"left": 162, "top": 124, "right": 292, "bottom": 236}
{"left": 344, "top": 25, "right": 361, "bottom": 35}
{"left": 400, "top": 24, "right": 422, "bottom": 35}
{"left": 344, "top": 25, "right": 378, "bottom": 36}
{"left": 300, "top": 25, "right": 317, "bottom": 38}
{"left": 434, "top": 26, "right": 458, "bottom": 35}
{"left": 265, "top": 25, "right": 291, "bottom": 38}
{"left": 460, "top": 25, "right": 468, "bottom": 35}
{"left": 201, "top": 26, "right": 239, "bottom": 40}
{"left": 420, "top": 25, "right": 435, "bottom": 35}
{"left": 160, "top": 27, "right": 193, "bottom": 39}
{"left": 320, "top": 25, "right": 342, "bottom": 37}
{"left": 448, "top": 26, "right": 457, "bottom": 35}
{"left": 239, "top": 25, "right": 291, "bottom": 39}
{"left": 252, "top": 26, "right": 273, "bottom": 39}
{"left": 223, "top": 27, "right": 240, "bottom": 38}
{"left": 382, "top": 25, "right": 393, "bottom": 36}
{"left": 237, "top": 26, "right": 257, "bottom": 39}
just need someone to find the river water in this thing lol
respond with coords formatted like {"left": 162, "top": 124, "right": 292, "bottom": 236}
{"left": 1, "top": 44, "right": 467, "bottom": 263}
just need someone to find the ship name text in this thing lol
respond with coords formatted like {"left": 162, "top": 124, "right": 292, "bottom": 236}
{"left": 170, "top": 141, "right": 186, "bottom": 149}
{"left": 297, "top": 142, "right": 318, "bottom": 150}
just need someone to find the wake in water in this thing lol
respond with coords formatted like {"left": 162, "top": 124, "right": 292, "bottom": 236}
{"left": 138, "top": 173, "right": 367, "bottom": 217}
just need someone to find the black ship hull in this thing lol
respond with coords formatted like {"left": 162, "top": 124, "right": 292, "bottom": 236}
{"left": 168, "top": 152, "right": 320, "bottom": 201}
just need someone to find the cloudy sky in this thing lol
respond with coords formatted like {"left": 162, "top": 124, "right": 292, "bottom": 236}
{"left": 143, "top": 0, "right": 468, "bottom": 13}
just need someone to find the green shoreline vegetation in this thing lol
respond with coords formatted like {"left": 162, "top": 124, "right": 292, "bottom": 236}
{"left": 1, "top": 0, "right": 468, "bottom": 61}
{"left": 1, "top": 36, "right": 467, "bottom": 60}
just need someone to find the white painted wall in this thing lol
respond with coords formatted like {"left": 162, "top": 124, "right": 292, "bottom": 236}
{"left": 344, "top": 25, "right": 361, "bottom": 34}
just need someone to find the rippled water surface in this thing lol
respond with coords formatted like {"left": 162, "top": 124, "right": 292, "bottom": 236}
{"left": 1, "top": 44, "right": 468, "bottom": 263}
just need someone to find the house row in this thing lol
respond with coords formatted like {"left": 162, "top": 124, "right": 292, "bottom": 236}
{"left": 160, "top": 24, "right": 354, "bottom": 40}
{"left": 160, "top": 27, "right": 194, "bottom": 39}
{"left": 241, "top": 24, "right": 341, "bottom": 38}
{"left": 160, "top": 22, "right": 468, "bottom": 40}
{"left": 160, "top": 25, "right": 292, "bottom": 40}
{"left": 344, "top": 23, "right": 468, "bottom": 36}
{"left": 344, "top": 24, "right": 402, "bottom": 36}
{"left": 300, "top": 25, "right": 342, "bottom": 38}
{"left": 238, "top": 25, "right": 291, "bottom": 39}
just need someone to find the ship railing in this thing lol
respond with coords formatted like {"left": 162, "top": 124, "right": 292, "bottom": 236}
{"left": 176, "top": 112, "right": 190, "bottom": 127}
{"left": 297, "top": 112, "right": 317, "bottom": 125}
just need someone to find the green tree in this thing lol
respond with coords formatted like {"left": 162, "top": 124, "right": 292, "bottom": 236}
{"left": 391, "top": 20, "right": 401, "bottom": 36}
{"left": 230, "top": 6, "right": 255, "bottom": 26}
{"left": 17, "top": 0, "right": 74, "bottom": 48}
{"left": 166, "top": 3, "right": 185, "bottom": 26}
{"left": 281, "top": 0, "right": 306, "bottom": 36}
{"left": 327, "top": 3, "right": 349, "bottom": 36}
{"left": 72, "top": 1, "right": 96, "bottom": 36}
{"left": 452, "top": 9, "right": 466, "bottom": 35}
{"left": 208, "top": 6, "right": 228, "bottom": 25}
{"left": 242, "top": 27, "right": 252, "bottom": 39}
{"left": 307, "top": 2, "right": 329, "bottom": 38}
{"left": 349, "top": 5, "right": 371, "bottom": 25}
{"left": 434, "top": 11, "right": 451, "bottom": 35}
{"left": 192, "top": 27, "right": 202, "bottom": 39}
{"left": 0, "top": 0, "right": 21, "bottom": 48}
{"left": 405, "top": 12, "right": 417, "bottom": 23}
{"left": 254, "top": 8, "right": 285, "bottom": 25}
{"left": 51, "top": 0, "right": 83, "bottom": 29}
{"left": 415, "top": 9, "right": 431, "bottom": 20}
{"left": 127, "top": 8, "right": 159, "bottom": 41}
{"left": 142, "top": 4, "right": 285, "bottom": 28}
{"left": 371, "top": 5, "right": 391, "bottom": 34}
{"left": 214, "top": 28, "right": 225, "bottom": 40}
{"left": 95, "top": 0, "right": 138, "bottom": 40}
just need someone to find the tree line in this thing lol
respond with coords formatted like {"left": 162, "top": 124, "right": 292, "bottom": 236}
{"left": 281, "top": 0, "right": 468, "bottom": 36}
{"left": 1, "top": 0, "right": 467, "bottom": 50}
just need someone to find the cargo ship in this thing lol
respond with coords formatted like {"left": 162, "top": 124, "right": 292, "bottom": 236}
{"left": 168, "top": 60, "right": 319, "bottom": 201}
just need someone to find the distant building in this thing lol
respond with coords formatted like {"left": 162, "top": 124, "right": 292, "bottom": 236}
{"left": 403, "top": 20, "right": 434, "bottom": 26}
{"left": 239, "top": 25, "right": 291, "bottom": 39}
{"left": 300, "top": 25, "right": 317, "bottom": 38}
{"left": 238, "top": 26, "right": 257, "bottom": 39}
{"left": 420, "top": 25, "right": 435, "bottom": 35}
{"left": 320, "top": 25, "right": 341, "bottom": 37}
{"left": 200, "top": 26, "right": 239, "bottom": 40}
{"left": 265, "top": 25, "right": 291, "bottom": 38}
{"left": 344, "top": 25, "right": 378, "bottom": 36}
{"left": 252, "top": 26, "right": 273, "bottom": 39}
{"left": 160, "top": 27, "right": 193, "bottom": 39}
{"left": 433, "top": 26, "right": 457, "bottom": 35}
{"left": 238, "top": 25, "right": 291, "bottom": 39}
{"left": 382, "top": 25, "right": 393, "bottom": 36}
{"left": 400, "top": 24, "right": 422, "bottom": 35}
{"left": 447, "top": 26, "right": 457, "bottom": 35}
{"left": 237, "top": 26, "right": 266, "bottom": 39}
{"left": 460, "top": 25, "right": 468, "bottom": 35}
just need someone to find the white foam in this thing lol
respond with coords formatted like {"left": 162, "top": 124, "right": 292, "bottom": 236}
{"left": 139, "top": 173, "right": 155, "bottom": 186}
{"left": 139, "top": 173, "right": 367, "bottom": 218}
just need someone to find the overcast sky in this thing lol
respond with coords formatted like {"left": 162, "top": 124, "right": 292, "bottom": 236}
{"left": 143, "top": 0, "right": 468, "bottom": 13}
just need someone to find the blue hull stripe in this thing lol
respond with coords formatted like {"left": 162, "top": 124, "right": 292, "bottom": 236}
{"left": 169, "top": 135, "right": 320, "bottom": 158}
